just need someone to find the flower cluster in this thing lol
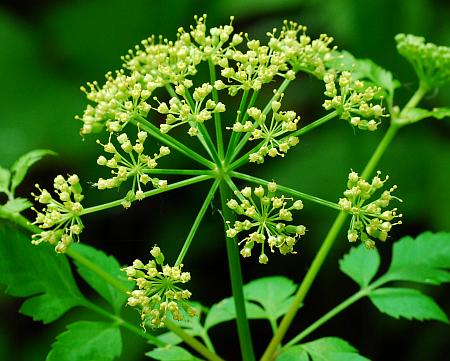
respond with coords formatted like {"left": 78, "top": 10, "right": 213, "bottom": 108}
{"left": 77, "top": 15, "right": 338, "bottom": 137}
{"left": 226, "top": 183, "right": 306, "bottom": 263}
{"left": 338, "top": 170, "right": 402, "bottom": 248}
{"left": 154, "top": 82, "right": 226, "bottom": 136}
{"left": 122, "top": 246, "right": 194, "bottom": 328}
{"left": 230, "top": 95, "right": 300, "bottom": 163}
{"left": 31, "top": 175, "right": 84, "bottom": 253}
{"left": 396, "top": 33, "right": 450, "bottom": 89}
{"left": 96, "top": 127, "right": 169, "bottom": 205}
{"left": 76, "top": 70, "right": 152, "bottom": 135}
{"left": 323, "top": 70, "right": 386, "bottom": 130}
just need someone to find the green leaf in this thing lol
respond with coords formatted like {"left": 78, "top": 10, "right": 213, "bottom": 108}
{"left": 401, "top": 107, "right": 450, "bottom": 124}
{"left": 385, "top": 232, "right": 450, "bottom": 285}
{"left": 339, "top": 245, "right": 380, "bottom": 287}
{"left": 244, "top": 276, "right": 297, "bottom": 321}
{"left": 146, "top": 345, "right": 201, "bottom": 360}
{"left": 46, "top": 321, "right": 122, "bottom": 361}
{"left": 204, "top": 296, "right": 265, "bottom": 330}
{"left": 369, "top": 287, "right": 448, "bottom": 323}
{"left": 277, "top": 337, "right": 370, "bottom": 361}
{"left": 1, "top": 198, "right": 32, "bottom": 213}
{"left": 0, "top": 166, "right": 10, "bottom": 194}
{"left": 10, "top": 149, "right": 56, "bottom": 192}
{"left": 0, "top": 222, "right": 84, "bottom": 323}
{"left": 71, "top": 243, "right": 133, "bottom": 314}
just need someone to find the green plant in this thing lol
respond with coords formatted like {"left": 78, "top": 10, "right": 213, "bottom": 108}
{"left": 1, "top": 15, "right": 449, "bottom": 361}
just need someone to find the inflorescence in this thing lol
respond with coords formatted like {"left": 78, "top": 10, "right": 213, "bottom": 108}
{"left": 31, "top": 174, "right": 84, "bottom": 253}
{"left": 338, "top": 170, "right": 402, "bottom": 248}
{"left": 396, "top": 33, "right": 450, "bottom": 89}
{"left": 226, "top": 182, "right": 306, "bottom": 264}
{"left": 122, "top": 246, "right": 195, "bottom": 328}
{"left": 96, "top": 126, "right": 170, "bottom": 205}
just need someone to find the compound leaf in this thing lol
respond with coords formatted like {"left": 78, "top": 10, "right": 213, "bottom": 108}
{"left": 401, "top": 107, "right": 450, "bottom": 125}
{"left": 10, "top": 149, "right": 56, "bottom": 192}
{"left": 71, "top": 243, "right": 133, "bottom": 314}
{"left": 369, "top": 287, "right": 448, "bottom": 323}
{"left": 244, "top": 276, "right": 297, "bottom": 321}
{"left": 146, "top": 345, "right": 201, "bottom": 360}
{"left": 277, "top": 337, "right": 370, "bottom": 361}
{"left": 46, "top": 321, "right": 122, "bottom": 361}
{"left": 384, "top": 232, "right": 450, "bottom": 284}
{"left": 339, "top": 245, "right": 380, "bottom": 287}
{"left": 0, "top": 222, "right": 84, "bottom": 323}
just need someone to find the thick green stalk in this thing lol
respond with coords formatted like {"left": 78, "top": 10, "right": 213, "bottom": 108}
{"left": 219, "top": 179, "right": 256, "bottom": 361}
{"left": 133, "top": 116, "right": 215, "bottom": 169}
{"left": 144, "top": 169, "right": 215, "bottom": 176}
{"left": 208, "top": 59, "right": 225, "bottom": 159}
{"left": 82, "top": 175, "right": 213, "bottom": 215}
{"left": 175, "top": 179, "right": 220, "bottom": 266}
{"left": 284, "top": 289, "right": 368, "bottom": 348}
{"left": 230, "top": 171, "right": 340, "bottom": 211}
{"left": 259, "top": 211, "right": 348, "bottom": 361}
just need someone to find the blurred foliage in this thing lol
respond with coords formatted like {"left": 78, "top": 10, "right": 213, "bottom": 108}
{"left": 0, "top": 0, "right": 449, "bottom": 360}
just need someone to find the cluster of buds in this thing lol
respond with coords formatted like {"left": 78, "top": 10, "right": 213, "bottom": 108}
{"left": 154, "top": 81, "right": 225, "bottom": 136}
{"left": 31, "top": 174, "right": 84, "bottom": 253}
{"left": 226, "top": 182, "right": 306, "bottom": 264}
{"left": 122, "top": 246, "right": 195, "bottom": 328}
{"left": 268, "top": 20, "right": 336, "bottom": 79}
{"left": 230, "top": 95, "right": 300, "bottom": 164}
{"left": 77, "top": 70, "right": 152, "bottom": 135}
{"left": 322, "top": 70, "right": 386, "bottom": 130}
{"left": 96, "top": 127, "right": 169, "bottom": 205}
{"left": 338, "top": 170, "right": 402, "bottom": 248}
{"left": 395, "top": 33, "right": 450, "bottom": 89}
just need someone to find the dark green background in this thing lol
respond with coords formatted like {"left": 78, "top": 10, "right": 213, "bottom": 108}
{"left": 0, "top": 0, "right": 449, "bottom": 360}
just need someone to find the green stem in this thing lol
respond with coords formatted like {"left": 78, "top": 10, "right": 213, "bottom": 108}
{"left": 219, "top": 179, "right": 256, "bottom": 361}
{"left": 208, "top": 59, "right": 225, "bottom": 159}
{"left": 229, "top": 79, "right": 291, "bottom": 163}
{"left": 288, "top": 111, "right": 338, "bottom": 139}
{"left": 224, "top": 89, "right": 250, "bottom": 162}
{"left": 82, "top": 300, "right": 165, "bottom": 346}
{"left": 201, "top": 331, "right": 217, "bottom": 353}
{"left": 165, "top": 320, "right": 225, "bottom": 361}
{"left": 175, "top": 179, "right": 220, "bottom": 266}
{"left": 143, "top": 169, "right": 215, "bottom": 176}
{"left": 392, "top": 82, "right": 429, "bottom": 127}
{"left": 132, "top": 116, "right": 215, "bottom": 169}
{"left": 82, "top": 175, "right": 213, "bottom": 215}
{"left": 229, "top": 111, "right": 337, "bottom": 171}
{"left": 230, "top": 172, "right": 340, "bottom": 211}
{"left": 259, "top": 211, "right": 348, "bottom": 361}
{"left": 283, "top": 289, "right": 368, "bottom": 348}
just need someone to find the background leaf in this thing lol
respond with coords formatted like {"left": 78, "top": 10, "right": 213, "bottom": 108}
{"left": 204, "top": 296, "right": 265, "bottom": 330}
{"left": 384, "top": 232, "right": 450, "bottom": 284}
{"left": 71, "top": 243, "right": 133, "bottom": 314}
{"left": 46, "top": 321, "right": 122, "bottom": 361}
{"left": 1, "top": 198, "right": 32, "bottom": 213}
{"left": 339, "top": 245, "right": 380, "bottom": 287}
{"left": 0, "top": 222, "right": 84, "bottom": 323}
{"left": 146, "top": 345, "right": 201, "bottom": 360}
{"left": 10, "top": 149, "right": 56, "bottom": 192}
{"left": 369, "top": 287, "right": 448, "bottom": 323}
{"left": 0, "top": 166, "right": 10, "bottom": 194}
{"left": 277, "top": 337, "right": 370, "bottom": 361}
{"left": 243, "top": 276, "right": 297, "bottom": 321}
